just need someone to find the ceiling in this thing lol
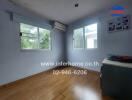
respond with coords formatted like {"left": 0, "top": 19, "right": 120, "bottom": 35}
{"left": 10, "top": 0, "right": 122, "bottom": 25}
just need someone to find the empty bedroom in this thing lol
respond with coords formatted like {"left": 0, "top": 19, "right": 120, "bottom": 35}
{"left": 0, "top": 0, "right": 132, "bottom": 100}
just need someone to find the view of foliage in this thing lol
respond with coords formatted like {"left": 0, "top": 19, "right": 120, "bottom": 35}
{"left": 39, "top": 28, "right": 50, "bottom": 49}
{"left": 20, "top": 23, "right": 50, "bottom": 49}
{"left": 21, "top": 37, "right": 38, "bottom": 49}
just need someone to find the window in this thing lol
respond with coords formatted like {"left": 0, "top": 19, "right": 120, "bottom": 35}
{"left": 39, "top": 28, "right": 50, "bottom": 49}
{"left": 73, "top": 28, "right": 84, "bottom": 49}
{"left": 85, "top": 23, "right": 97, "bottom": 49}
{"left": 20, "top": 23, "right": 51, "bottom": 50}
{"left": 73, "top": 23, "right": 97, "bottom": 49}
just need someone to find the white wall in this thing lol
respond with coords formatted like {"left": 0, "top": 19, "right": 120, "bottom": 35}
{"left": 0, "top": 0, "right": 66, "bottom": 85}
{"left": 66, "top": 0, "right": 132, "bottom": 72}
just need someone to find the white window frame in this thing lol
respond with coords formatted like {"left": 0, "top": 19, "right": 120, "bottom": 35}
{"left": 20, "top": 23, "right": 51, "bottom": 51}
{"left": 73, "top": 23, "right": 98, "bottom": 50}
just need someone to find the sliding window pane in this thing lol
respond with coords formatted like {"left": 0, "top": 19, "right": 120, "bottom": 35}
{"left": 39, "top": 28, "right": 50, "bottom": 49}
{"left": 85, "top": 23, "right": 97, "bottom": 49}
{"left": 73, "top": 28, "right": 84, "bottom": 49}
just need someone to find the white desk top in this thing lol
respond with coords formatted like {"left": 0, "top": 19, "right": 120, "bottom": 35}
{"left": 102, "top": 58, "right": 132, "bottom": 68}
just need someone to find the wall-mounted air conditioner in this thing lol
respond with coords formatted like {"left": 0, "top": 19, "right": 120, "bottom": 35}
{"left": 54, "top": 21, "right": 66, "bottom": 32}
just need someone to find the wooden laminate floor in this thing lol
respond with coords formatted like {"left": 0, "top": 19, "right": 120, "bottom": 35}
{"left": 0, "top": 67, "right": 113, "bottom": 100}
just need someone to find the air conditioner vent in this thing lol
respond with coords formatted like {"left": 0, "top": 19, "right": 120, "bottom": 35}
{"left": 54, "top": 21, "right": 66, "bottom": 32}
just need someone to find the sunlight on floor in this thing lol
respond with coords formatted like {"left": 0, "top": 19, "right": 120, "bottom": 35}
{"left": 73, "top": 85, "right": 101, "bottom": 100}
